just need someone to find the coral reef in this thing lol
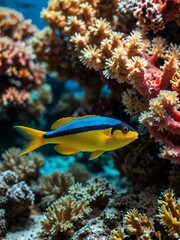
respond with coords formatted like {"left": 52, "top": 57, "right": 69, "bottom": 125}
{"left": 32, "top": 0, "right": 180, "bottom": 163}
{"left": 0, "top": 147, "right": 44, "bottom": 181}
{"left": 0, "top": 1, "right": 180, "bottom": 239}
{"left": 109, "top": 189, "right": 180, "bottom": 240}
{"left": 117, "top": 0, "right": 180, "bottom": 33}
{"left": 40, "top": 176, "right": 114, "bottom": 239}
{"left": 39, "top": 171, "right": 75, "bottom": 206}
{"left": 41, "top": 195, "right": 91, "bottom": 238}
{"left": 69, "top": 177, "right": 114, "bottom": 209}
{"left": 0, "top": 8, "right": 52, "bottom": 123}
{"left": 0, "top": 170, "right": 34, "bottom": 237}
{"left": 157, "top": 189, "right": 180, "bottom": 238}
{"left": 123, "top": 209, "right": 155, "bottom": 238}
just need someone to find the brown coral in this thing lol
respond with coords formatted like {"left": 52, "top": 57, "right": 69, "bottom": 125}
{"left": 0, "top": 147, "right": 44, "bottom": 181}
{"left": 123, "top": 209, "right": 155, "bottom": 238}
{"left": 157, "top": 189, "right": 180, "bottom": 238}
{"left": 110, "top": 229, "right": 125, "bottom": 240}
{"left": 41, "top": 195, "right": 91, "bottom": 238}
{"left": 39, "top": 171, "right": 75, "bottom": 206}
{"left": 0, "top": 7, "right": 36, "bottom": 40}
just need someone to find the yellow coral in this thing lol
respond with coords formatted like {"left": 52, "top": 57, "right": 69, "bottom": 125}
{"left": 79, "top": 44, "right": 102, "bottom": 70}
{"left": 123, "top": 209, "right": 154, "bottom": 239}
{"left": 157, "top": 189, "right": 180, "bottom": 238}
{"left": 171, "top": 70, "right": 180, "bottom": 93}
{"left": 109, "top": 229, "right": 125, "bottom": 240}
{"left": 149, "top": 37, "right": 167, "bottom": 58}
{"left": 126, "top": 56, "right": 148, "bottom": 78}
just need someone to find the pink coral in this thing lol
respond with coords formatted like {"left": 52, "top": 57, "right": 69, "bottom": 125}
{"left": 139, "top": 90, "right": 180, "bottom": 163}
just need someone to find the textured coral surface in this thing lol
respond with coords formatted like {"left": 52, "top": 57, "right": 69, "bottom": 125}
{"left": 32, "top": 0, "right": 180, "bottom": 163}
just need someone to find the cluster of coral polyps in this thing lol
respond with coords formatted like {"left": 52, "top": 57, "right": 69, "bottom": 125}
{"left": 32, "top": 0, "right": 180, "bottom": 163}
{"left": 0, "top": 8, "right": 52, "bottom": 122}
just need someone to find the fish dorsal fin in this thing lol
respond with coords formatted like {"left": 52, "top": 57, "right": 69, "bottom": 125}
{"left": 51, "top": 117, "right": 75, "bottom": 130}
{"left": 51, "top": 115, "right": 97, "bottom": 130}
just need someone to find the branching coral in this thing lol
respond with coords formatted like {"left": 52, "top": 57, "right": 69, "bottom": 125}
{"left": 40, "top": 176, "right": 114, "bottom": 239}
{"left": 157, "top": 189, "right": 180, "bottom": 238}
{"left": 110, "top": 229, "right": 126, "bottom": 240}
{"left": 0, "top": 170, "right": 34, "bottom": 237}
{"left": 41, "top": 195, "right": 91, "bottom": 238}
{"left": 123, "top": 209, "right": 155, "bottom": 239}
{"left": 108, "top": 188, "right": 180, "bottom": 240}
{"left": 0, "top": 147, "right": 44, "bottom": 181}
{"left": 139, "top": 90, "right": 180, "bottom": 163}
{"left": 39, "top": 171, "right": 75, "bottom": 206}
{"left": 0, "top": 8, "right": 52, "bottom": 123}
{"left": 35, "top": 0, "right": 180, "bottom": 163}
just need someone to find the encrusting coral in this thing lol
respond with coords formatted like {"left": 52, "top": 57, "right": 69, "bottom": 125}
{"left": 0, "top": 8, "right": 52, "bottom": 123}
{"left": 32, "top": 0, "right": 180, "bottom": 163}
{"left": 39, "top": 171, "right": 75, "bottom": 206}
{"left": 0, "top": 147, "right": 44, "bottom": 181}
{"left": 0, "top": 170, "right": 34, "bottom": 237}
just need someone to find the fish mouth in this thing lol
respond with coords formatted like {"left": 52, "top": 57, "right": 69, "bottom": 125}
{"left": 128, "top": 131, "right": 138, "bottom": 140}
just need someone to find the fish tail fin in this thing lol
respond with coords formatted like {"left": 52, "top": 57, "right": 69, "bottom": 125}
{"left": 14, "top": 126, "right": 45, "bottom": 156}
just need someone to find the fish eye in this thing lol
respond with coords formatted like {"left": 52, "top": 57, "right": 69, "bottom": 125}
{"left": 122, "top": 126, "right": 129, "bottom": 134}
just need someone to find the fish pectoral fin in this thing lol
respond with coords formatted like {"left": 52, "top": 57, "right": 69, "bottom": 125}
{"left": 89, "top": 150, "right": 105, "bottom": 160}
{"left": 54, "top": 145, "right": 78, "bottom": 155}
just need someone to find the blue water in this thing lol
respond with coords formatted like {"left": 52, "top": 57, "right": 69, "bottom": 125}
{"left": 0, "top": 0, "right": 46, "bottom": 28}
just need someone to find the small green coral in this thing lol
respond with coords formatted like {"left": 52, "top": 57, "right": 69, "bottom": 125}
{"left": 0, "top": 147, "right": 44, "bottom": 181}
{"left": 157, "top": 189, "right": 180, "bottom": 239}
{"left": 41, "top": 195, "right": 91, "bottom": 238}
{"left": 39, "top": 171, "right": 75, "bottom": 205}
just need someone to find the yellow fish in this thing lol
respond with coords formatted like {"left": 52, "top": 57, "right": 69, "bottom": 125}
{"left": 14, "top": 115, "right": 138, "bottom": 160}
